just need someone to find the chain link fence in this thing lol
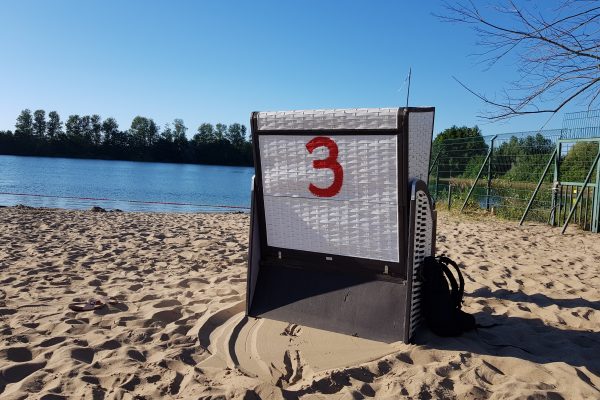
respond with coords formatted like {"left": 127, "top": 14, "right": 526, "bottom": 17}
{"left": 428, "top": 124, "right": 600, "bottom": 231}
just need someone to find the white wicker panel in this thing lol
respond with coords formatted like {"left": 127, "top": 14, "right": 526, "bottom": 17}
{"left": 257, "top": 108, "right": 398, "bottom": 131}
{"left": 408, "top": 112, "right": 434, "bottom": 183}
{"left": 259, "top": 134, "right": 399, "bottom": 262}
{"left": 409, "top": 190, "right": 434, "bottom": 338}
{"left": 263, "top": 196, "right": 399, "bottom": 262}
{"left": 259, "top": 135, "right": 398, "bottom": 203}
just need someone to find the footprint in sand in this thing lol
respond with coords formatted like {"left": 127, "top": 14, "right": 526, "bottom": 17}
{"left": 121, "top": 375, "right": 141, "bottom": 391}
{"left": 281, "top": 324, "right": 302, "bottom": 337}
{"left": 39, "top": 337, "right": 66, "bottom": 348}
{"left": 177, "top": 278, "right": 209, "bottom": 289}
{"left": 146, "top": 308, "right": 183, "bottom": 327}
{"left": 0, "top": 347, "right": 33, "bottom": 362}
{"left": 70, "top": 347, "right": 95, "bottom": 364}
{"left": 127, "top": 349, "right": 146, "bottom": 362}
{"left": 276, "top": 350, "right": 306, "bottom": 387}
{"left": 0, "top": 308, "right": 17, "bottom": 316}
{"left": 0, "top": 361, "right": 46, "bottom": 383}
{"left": 80, "top": 374, "right": 100, "bottom": 385}
{"left": 98, "top": 339, "right": 121, "bottom": 350}
{"left": 153, "top": 299, "right": 181, "bottom": 308}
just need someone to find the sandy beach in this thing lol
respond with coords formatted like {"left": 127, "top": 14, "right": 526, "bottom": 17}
{"left": 0, "top": 206, "right": 598, "bottom": 399}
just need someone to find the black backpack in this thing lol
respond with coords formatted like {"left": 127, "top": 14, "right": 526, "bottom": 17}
{"left": 421, "top": 256, "right": 476, "bottom": 337}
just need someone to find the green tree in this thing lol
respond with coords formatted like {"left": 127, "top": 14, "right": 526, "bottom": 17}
{"left": 47, "top": 111, "right": 63, "bottom": 139}
{"left": 101, "top": 117, "right": 120, "bottom": 145}
{"left": 161, "top": 123, "right": 174, "bottom": 142}
{"left": 91, "top": 114, "right": 102, "bottom": 146}
{"left": 33, "top": 110, "right": 46, "bottom": 138}
{"left": 432, "top": 126, "right": 487, "bottom": 178}
{"left": 561, "top": 142, "right": 599, "bottom": 183}
{"left": 496, "top": 134, "right": 555, "bottom": 181}
{"left": 80, "top": 115, "right": 93, "bottom": 144}
{"left": 15, "top": 109, "right": 34, "bottom": 137}
{"left": 65, "top": 115, "right": 82, "bottom": 138}
{"left": 172, "top": 119, "right": 188, "bottom": 152}
{"left": 129, "top": 116, "right": 159, "bottom": 147}
{"left": 225, "top": 123, "right": 247, "bottom": 148}
{"left": 521, "top": 134, "right": 554, "bottom": 155}
{"left": 215, "top": 123, "right": 227, "bottom": 142}
{"left": 194, "top": 123, "right": 215, "bottom": 143}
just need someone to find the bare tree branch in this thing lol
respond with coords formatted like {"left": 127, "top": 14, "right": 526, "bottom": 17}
{"left": 438, "top": 1, "right": 600, "bottom": 120}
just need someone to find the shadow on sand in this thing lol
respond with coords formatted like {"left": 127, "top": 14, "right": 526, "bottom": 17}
{"left": 467, "top": 287, "right": 600, "bottom": 310}
{"left": 259, "top": 293, "right": 600, "bottom": 400}
{"left": 243, "top": 309, "right": 600, "bottom": 400}
{"left": 415, "top": 311, "right": 600, "bottom": 379}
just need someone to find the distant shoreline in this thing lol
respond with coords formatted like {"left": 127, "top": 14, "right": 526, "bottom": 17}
{"left": 0, "top": 152, "right": 254, "bottom": 169}
{"left": 1, "top": 112, "right": 253, "bottom": 167}
{"left": 0, "top": 203, "right": 249, "bottom": 214}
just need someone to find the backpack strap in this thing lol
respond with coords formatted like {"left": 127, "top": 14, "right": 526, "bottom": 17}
{"left": 438, "top": 256, "right": 465, "bottom": 309}
{"left": 439, "top": 261, "right": 460, "bottom": 308}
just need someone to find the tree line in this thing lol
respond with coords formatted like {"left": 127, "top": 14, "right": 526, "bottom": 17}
{"left": 432, "top": 126, "right": 596, "bottom": 183}
{"left": 0, "top": 109, "right": 253, "bottom": 166}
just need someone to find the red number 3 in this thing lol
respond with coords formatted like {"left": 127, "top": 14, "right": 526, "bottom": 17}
{"left": 306, "top": 136, "right": 344, "bottom": 197}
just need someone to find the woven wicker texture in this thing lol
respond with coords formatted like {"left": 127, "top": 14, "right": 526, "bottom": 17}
{"left": 256, "top": 108, "right": 398, "bottom": 131}
{"left": 263, "top": 196, "right": 399, "bottom": 262}
{"left": 408, "top": 111, "right": 434, "bottom": 183}
{"left": 259, "top": 134, "right": 399, "bottom": 262}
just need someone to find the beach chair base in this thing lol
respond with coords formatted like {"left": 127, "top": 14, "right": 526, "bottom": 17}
{"left": 246, "top": 179, "right": 435, "bottom": 343}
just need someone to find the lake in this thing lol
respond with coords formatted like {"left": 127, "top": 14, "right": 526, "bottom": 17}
{"left": 0, "top": 155, "right": 254, "bottom": 212}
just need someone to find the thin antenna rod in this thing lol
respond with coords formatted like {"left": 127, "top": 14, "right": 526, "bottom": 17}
{"left": 406, "top": 67, "right": 412, "bottom": 108}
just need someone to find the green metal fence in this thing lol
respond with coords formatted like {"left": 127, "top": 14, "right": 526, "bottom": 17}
{"left": 562, "top": 109, "right": 600, "bottom": 139}
{"left": 429, "top": 112, "right": 600, "bottom": 232}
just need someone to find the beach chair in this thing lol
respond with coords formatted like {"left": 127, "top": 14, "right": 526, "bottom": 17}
{"left": 246, "top": 108, "right": 436, "bottom": 342}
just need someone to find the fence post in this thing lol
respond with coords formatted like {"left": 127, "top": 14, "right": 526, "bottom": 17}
{"left": 461, "top": 135, "right": 497, "bottom": 213}
{"left": 428, "top": 151, "right": 441, "bottom": 175}
{"left": 435, "top": 163, "right": 440, "bottom": 201}
{"left": 519, "top": 148, "right": 557, "bottom": 226}
{"left": 550, "top": 182, "right": 559, "bottom": 226}
{"left": 429, "top": 151, "right": 441, "bottom": 202}
{"left": 486, "top": 136, "right": 495, "bottom": 210}
{"left": 448, "top": 184, "right": 452, "bottom": 210}
{"left": 593, "top": 156, "right": 600, "bottom": 233}
{"left": 561, "top": 150, "right": 600, "bottom": 234}
{"left": 551, "top": 142, "right": 561, "bottom": 227}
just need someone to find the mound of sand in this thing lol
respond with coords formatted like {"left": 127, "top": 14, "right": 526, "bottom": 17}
{"left": 0, "top": 207, "right": 598, "bottom": 399}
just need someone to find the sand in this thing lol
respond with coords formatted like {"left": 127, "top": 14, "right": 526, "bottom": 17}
{"left": 0, "top": 206, "right": 598, "bottom": 399}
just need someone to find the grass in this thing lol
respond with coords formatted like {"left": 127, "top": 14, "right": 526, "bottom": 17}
{"left": 430, "top": 178, "right": 595, "bottom": 230}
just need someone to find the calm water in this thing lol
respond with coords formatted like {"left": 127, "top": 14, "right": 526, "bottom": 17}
{"left": 0, "top": 155, "right": 254, "bottom": 212}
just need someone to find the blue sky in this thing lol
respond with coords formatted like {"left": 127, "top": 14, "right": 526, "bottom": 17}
{"left": 0, "top": 1, "right": 580, "bottom": 137}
